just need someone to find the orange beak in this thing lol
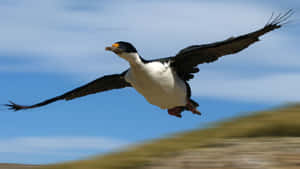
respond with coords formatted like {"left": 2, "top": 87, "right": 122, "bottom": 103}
{"left": 105, "top": 43, "right": 122, "bottom": 54}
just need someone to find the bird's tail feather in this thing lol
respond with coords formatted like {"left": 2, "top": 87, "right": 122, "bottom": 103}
{"left": 189, "top": 99, "right": 199, "bottom": 108}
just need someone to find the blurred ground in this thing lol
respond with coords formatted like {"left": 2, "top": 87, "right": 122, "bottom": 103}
{"left": 143, "top": 137, "right": 300, "bottom": 169}
{"left": 2, "top": 138, "right": 300, "bottom": 169}
{"left": 2, "top": 104, "right": 300, "bottom": 169}
{"left": 0, "top": 164, "right": 39, "bottom": 169}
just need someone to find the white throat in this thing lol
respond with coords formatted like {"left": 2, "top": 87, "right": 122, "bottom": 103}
{"left": 119, "top": 52, "right": 143, "bottom": 66}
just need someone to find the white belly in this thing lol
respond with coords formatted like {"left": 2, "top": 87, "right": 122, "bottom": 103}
{"left": 125, "top": 62, "right": 187, "bottom": 109}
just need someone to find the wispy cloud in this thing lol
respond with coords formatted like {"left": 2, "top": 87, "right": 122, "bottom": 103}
{"left": 192, "top": 71, "right": 300, "bottom": 103}
{"left": 0, "top": 136, "right": 127, "bottom": 154}
{"left": 0, "top": 0, "right": 299, "bottom": 102}
{"left": 0, "top": 0, "right": 297, "bottom": 76}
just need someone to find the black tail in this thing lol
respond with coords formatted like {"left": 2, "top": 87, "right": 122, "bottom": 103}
{"left": 189, "top": 99, "right": 199, "bottom": 107}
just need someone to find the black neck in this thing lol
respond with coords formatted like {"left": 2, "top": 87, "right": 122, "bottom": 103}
{"left": 139, "top": 54, "right": 149, "bottom": 63}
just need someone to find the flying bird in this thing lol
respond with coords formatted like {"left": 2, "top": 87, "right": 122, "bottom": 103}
{"left": 5, "top": 10, "right": 293, "bottom": 118}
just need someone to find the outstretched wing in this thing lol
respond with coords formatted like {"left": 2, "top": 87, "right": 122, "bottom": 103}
{"left": 5, "top": 71, "right": 131, "bottom": 111}
{"left": 170, "top": 10, "right": 293, "bottom": 81}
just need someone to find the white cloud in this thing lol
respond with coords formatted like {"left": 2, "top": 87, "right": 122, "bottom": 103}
{"left": 0, "top": 136, "right": 127, "bottom": 154}
{"left": 191, "top": 71, "right": 300, "bottom": 103}
{"left": 0, "top": 0, "right": 299, "bottom": 102}
{"left": 0, "top": 0, "right": 297, "bottom": 76}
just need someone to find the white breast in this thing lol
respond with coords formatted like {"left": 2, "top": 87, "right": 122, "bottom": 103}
{"left": 125, "top": 61, "right": 187, "bottom": 109}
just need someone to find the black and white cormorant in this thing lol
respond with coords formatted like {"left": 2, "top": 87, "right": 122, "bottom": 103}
{"left": 5, "top": 11, "right": 293, "bottom": 118}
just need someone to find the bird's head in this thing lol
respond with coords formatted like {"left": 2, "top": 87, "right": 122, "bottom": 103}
{"left": 105, "top": 41, "right": 140, "bottom": 63}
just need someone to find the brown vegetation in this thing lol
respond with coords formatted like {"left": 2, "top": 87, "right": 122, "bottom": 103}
{"left": 5, "top": 104, "right": 300, "bottom": 169}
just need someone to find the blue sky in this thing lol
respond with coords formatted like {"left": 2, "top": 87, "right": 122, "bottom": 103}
{"left": 0, "top": 0, "right": 299, "bottom": 164}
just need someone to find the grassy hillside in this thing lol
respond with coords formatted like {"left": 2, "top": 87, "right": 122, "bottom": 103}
{"left": 0, "top": 163, "right": 39, "bottom": 169}
{"left": 38, "top": 104, "right": 300, "bottom": 169}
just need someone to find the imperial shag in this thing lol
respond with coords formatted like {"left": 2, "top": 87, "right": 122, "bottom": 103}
{"left": 5, "top": 11, "right": 293, "bottom": 118}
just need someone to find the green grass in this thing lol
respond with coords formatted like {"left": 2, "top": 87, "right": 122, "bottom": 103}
{"left": 39, "top": 104, "right": 300, "bottom": 169}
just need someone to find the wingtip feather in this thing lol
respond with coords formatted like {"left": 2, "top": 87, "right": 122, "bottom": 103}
{"left": 4, "top": 100, "right": 27, "bottom": 111}
{"left": 265, "top": 9, "right": 294, "bottom": 28}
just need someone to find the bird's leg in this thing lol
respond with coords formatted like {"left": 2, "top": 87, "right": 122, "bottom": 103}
{"left": 168, "top": 107, "right": 184, "bottom": 118}
{"left": 186, "top": 101, "right": 201, "bottom": 115}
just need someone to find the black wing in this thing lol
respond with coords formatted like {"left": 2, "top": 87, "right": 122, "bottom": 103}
{"left": 5, "top": 71, "right": 131, "bottom": 111}
{"left": 167, "top": 10, "right": 293, "bottom": 81}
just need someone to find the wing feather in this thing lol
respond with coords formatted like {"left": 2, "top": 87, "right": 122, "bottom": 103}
{"left": 172, "top": 10, "right": 293, "bottom": 80}
{"left": 5, "top": 72, "right": 131, "bottom": 111}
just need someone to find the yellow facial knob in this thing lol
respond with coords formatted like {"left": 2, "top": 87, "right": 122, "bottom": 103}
{"left": 112, "top": 43, "right": 119, "bottom": 48}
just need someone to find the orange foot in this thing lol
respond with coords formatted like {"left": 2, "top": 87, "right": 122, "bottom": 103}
{"left": 168, "top": 107, "right": 184, "bottom": 118}
{"left": 186, "top": 101, "right": 201, "bottom": 116}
